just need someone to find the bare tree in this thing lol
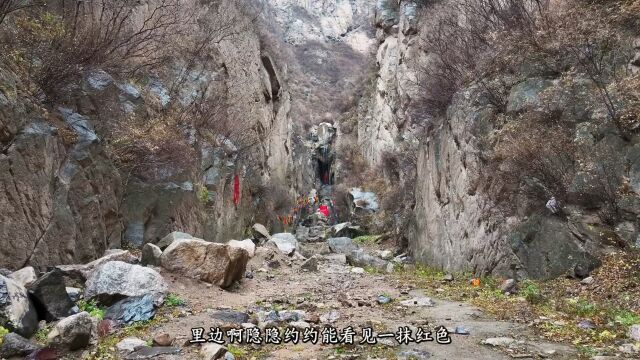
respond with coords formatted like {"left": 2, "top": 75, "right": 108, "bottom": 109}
{"left": 0, "top": 0, "right": 43, "bottom": 25}
{"left": 17, "top": 0, "right": 188, "bottom": 99}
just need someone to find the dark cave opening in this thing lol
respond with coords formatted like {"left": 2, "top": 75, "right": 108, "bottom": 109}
{"left": 318, "top": 159, "right": 333, "bottom": 185}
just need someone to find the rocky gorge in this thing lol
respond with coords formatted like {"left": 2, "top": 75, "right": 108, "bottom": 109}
{"left": 1, "top": 0, "right": 640, "bottom": 359}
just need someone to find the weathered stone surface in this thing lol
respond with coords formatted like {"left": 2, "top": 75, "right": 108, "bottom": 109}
{"left": 105, "top": 294, "right": 156, "bottom": 325}
{"left": 66, "top": 287, "right": 82, "bottom": 302}
{"left": 0, "top": 71, "right": 122, "bottom": 269}
{"left": 227, "top": 239, "right": 256, "bottom": 258}
{"left": 152, "top": 333, "right": 173, "bottom": 346}
{"left": 47, "top": 311, "right": 93, "bottom": 350}
{"left": 629, "top": 324, "right": 640, "bottom": 341}
{"left": 301, "top": 256, "right": 319, "bottom": 272}
{"left": 123, "top": 346, "right": 181, "bottom": 359}
{"left": 210, "top": 310, "right": 250, "bottom": 327}
{"left": 56, "top": 250, "right": 137, "bottom": 283}
{"left": 252, "top": 223, "right": 271, "bottom": 241}
{"left": 349, "top": 188, "right": 379, "bottom": 213}
{"left": 116, "top": 337, "right": 147, "bottom": 353}
{"left": 0, "top": 332, "right": 40, "bottom": 358}
{"left": 327, "top": 237, "right": 359, "bottom": 254}
{"left": 160, "top": 239, "right": 248, "bottom": 288}
{"left": 500, "top": 279, "right": 517, "bottom": 294}
{"left": 331, "top": 222, "right": 364, "bottom": 238}
{"left": 347, "top": 249, "right": 388, "bottom": 270}
{"left": 28, "top": 269, "right": 76, "bottom": 321}
{"left": 156, "top": 231, "right": 193, "bottom": 250}
{"left": 8, "top": 267, "right": 37, "bottom": 287}
{"left": 201, "top": 343, "right": 227, "bottom": 360}
{"left": 141, "top": 243, "right": 162, "bottom": 266}
{"left": 409, "top": 82, "right": 605, "bottom": 279}
{"left": 505, "top": 78, "right": 554, "bottom": 113}
{"left": 0, "top": 275, "right": 38, "bottom": 337}
{"left": 84, "top": 261, "right": 168, "bottom": 306}
{"left": 481, "top": 337, "right": 516, "bottom": 347}
{"left": 268, "top": 233, "right": 298, "bottom": 256}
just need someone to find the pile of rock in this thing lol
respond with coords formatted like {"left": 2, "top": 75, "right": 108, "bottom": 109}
{"left": 0, "top": 228, "right": 258, "bottom": 358}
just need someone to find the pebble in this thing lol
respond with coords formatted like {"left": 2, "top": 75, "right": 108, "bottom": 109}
{"left": 628, "top": 324, "right": 640, "bottom": 341}
{"left": 619, "top": 343, "right": 639, "bottom": 354}
{"left": 201, "top": 343, "right": 227, "bottom": 360}
{"left": 152, "top": 333, "right": 173, "bottom": 346}
{"left": 377, "top": 295, "right": 392, "bottom": 305}
{"left": 580, "top": 276, "right": 595, "bottom": 285}
{"left": 379, "top": 250, "right": 393, "bottom": 260}
{"left": 116, "top": 337, "right": 147, "bottom": 353}
{"left": 320, "top": 310, "right": 340, "bottom": 323}
{"left": 454, "top": 326, "right": 470, "bottom": 335}
{"left": 481, "top": 337, "right": 516, "bottom": 347}
{"left": 351, "top": 267, "right": 365, "bottom": 274}
{"left": 577, "top": 319, "right": 596, "bottom": 330}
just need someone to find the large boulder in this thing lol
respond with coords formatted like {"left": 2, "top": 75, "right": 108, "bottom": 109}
{"left": 141, "top": 243, "right": 162, "bottom": 266}
{"left": 160, "top": 239, "right": 249, "bottom": 288}
{"left": 328, "top": 237, "right": 359, "bottom": 254}
{"left": 349, "top": 188, "right": 379, "bottom": 213}
{"left": 156, "top": 231, "right": 194, "bottom": 250}
{"left": 251, "top": 224, "right": 271, "bottom": 242}
{"left": 84, "top": 261, "right": 168, "bottom": 306}
{"left": 227, "top": 239, "right": 256, "bottom": 258}
{"left": 8, "top": 267, "right": 37, "bottom": 287}
{"left": 55, "top": 249, "right": 137, "bottom": 283}
{"left": 268, "top": 233, "right": 298, "bottom": 256}
{"left": 47, "top": 311, "right": 93, "bottom": 350}
{"left": 347, "top": 249, "right": 388, "bottom": 270}
{"left": 0, "top": 275, "right": 38, "bottom": 337}
{"left": 331, "top": 223, "right": 364, "bottom": 238}
{"left": 28, "top": 269, "right": 76, "bottom": 321}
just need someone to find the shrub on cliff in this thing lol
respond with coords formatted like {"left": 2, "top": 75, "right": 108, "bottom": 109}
{"left": 3, "top": 0, "right": 188, "bottom": 102}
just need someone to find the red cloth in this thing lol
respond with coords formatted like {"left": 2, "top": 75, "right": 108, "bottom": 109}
{"left": 233, "top": 175, "right": 240, "bottom": 206}
{"left": 318, "top": 205, "right": 329, "bottom": 217}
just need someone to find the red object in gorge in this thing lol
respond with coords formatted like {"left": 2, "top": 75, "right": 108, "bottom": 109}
{"left": 233, "top": 175, "right": 240, "bottom": 206}
{"left": 319, "top": 205, "right": 329, "bottom": 217}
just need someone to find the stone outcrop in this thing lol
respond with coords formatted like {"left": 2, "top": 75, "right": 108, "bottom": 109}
{"left": 0, "top": 66, "right": 122, "bottom": 269}
{"left": 160, "top": 239, "right": 249, "bottom": 288}
{"left": 0, "top": 0, "right": 298, "bottom": 269}
{"left": 349, "top": 0, "right": 637, "bottom": 279}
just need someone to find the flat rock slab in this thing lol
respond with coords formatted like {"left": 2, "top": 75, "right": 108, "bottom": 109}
{"left": 210, "top": 310, "right": 250, "bottom": 325}
{"left": 124, "top": 346, "right": 181, "bottom": 359}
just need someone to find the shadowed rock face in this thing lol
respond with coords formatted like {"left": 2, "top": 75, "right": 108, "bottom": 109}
{"left": 0, "top": 91, "right": 122, "bottom": 269}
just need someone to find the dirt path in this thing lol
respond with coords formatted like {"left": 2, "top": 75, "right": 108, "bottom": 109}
{"left": 144, "top": 251, "right": 577, "bottom": 360}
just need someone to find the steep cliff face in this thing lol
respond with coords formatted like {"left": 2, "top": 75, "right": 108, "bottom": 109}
{"left": 356, "top": 0, "right": 421, "bottom": 165}
{"left": 120, "top": 6, "right": 296, "bottom": 245}
{"left": 0, "top": 69, "right": 123, "bottom": 269}
{"left": 0, "top": 0, "right": 296, "bottom": 268}
{"left": 359, "top": 0, "right": 640, "bottom": 279}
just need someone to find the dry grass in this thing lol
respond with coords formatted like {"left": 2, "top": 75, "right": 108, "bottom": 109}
{"left": 394, "top": 250, "right": 640, "bottom": 358}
